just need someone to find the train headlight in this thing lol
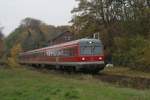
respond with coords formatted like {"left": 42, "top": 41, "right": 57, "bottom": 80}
{"left": 89, "top": 41, "right": 92, "bottom": 44}
{"left": 82, "top": 57, "right": 85, "bottom": 61}
{"left": 99, "top": 57, "right": 102, "bottom": 60}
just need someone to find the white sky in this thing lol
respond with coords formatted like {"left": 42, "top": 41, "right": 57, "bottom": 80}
{"left": 0, "top": 0, "right": 77, "bottom": 36}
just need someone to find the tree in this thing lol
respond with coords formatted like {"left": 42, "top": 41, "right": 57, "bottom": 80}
{"left": 71, "top": 0, "right": 150, "bottom": 39}
{"left": 7, "top": 43, "right": 22, "bottom": 68}
{"left": 71, "top": 0, "right": 150, "bottom": 70}
{"left": 20, "top": 17, "right": 43, "bottom": 29}
{"left": 0, "top": 27, "right": 4, "bottom": 58}
{"left": 5, "top": 17, "right": 70, "bottom": 57}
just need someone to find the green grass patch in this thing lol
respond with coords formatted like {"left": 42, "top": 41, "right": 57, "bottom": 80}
{"left": 0, "top": 67, "right": 150, "bottom": 100}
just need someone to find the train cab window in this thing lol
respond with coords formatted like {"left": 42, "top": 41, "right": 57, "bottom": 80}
{"left": 93, "top": 46, "right": 103, "bottom": 55}
{"left": 80, "top": 46, "right": 102, "bottom": 55}
{"left": 80, "top": 46, "right": 92, "bottom": 55}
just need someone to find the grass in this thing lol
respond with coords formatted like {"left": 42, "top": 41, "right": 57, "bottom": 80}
{"left": 0, "top": 66, "right": 150, "bottom": 100}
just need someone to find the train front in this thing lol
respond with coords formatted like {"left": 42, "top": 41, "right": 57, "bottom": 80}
{"left": 78, "top": 39, "right": 105, "bottom": 72}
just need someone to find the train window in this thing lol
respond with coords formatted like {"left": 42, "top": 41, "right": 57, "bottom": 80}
{"left": 46, "top": 49, "right": 58, "bottom": 56}
{"left": 63, "top": 49, "right": 69, "bottom": 56}
{"left": 80, "top": 46, "right": 92, "bottom": 55}
{"left": 93, "top": 46, "right": 103, "bottom": 55}
{"left": 70, "top": 48, "right": 75, "bottom": 56}
{"left": 80, "top": 46, "right": 102, "bottom": 55}
{"left": 62, "top": 47, "right": 77, "bottom": 57}
{"left": 43, "top": 51, "right": 46, "bottom": 56}
{"left": 44, "top": 47, "right": 77, "bottom": 57}
{"left": 46, "top": 50, "right": 52, "bottom": 56}
{"left": 57, "top": 50, "right": 63, "bottom": 56}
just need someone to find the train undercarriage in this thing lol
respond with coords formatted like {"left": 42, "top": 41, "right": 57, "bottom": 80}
{"left": 22, "top": 61, "right": 105, "bottom": 74}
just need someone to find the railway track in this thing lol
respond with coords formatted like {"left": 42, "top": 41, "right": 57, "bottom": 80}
{"left": 94, "top": 73, "right": 150, "bottom": 90}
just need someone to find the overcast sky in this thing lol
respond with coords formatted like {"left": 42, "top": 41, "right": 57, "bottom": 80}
{"left": 0, "top": 0, "right": 77, "bottom": 36}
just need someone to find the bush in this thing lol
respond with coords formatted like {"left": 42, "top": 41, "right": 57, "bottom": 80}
{"left": 113, "top": 35, "right": 150, "bottom": 71}
{"left": 137, "top": 41, "right": 150, "bottom": 70}
{"left": 7, "top": 57, "right": 20, "bottom": 68}
{"left": 7, "top": 43, "right": 22, "bottom": 69}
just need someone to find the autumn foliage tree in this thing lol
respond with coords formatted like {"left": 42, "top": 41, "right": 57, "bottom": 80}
{"left": 5, "top": 17, "right": 70, "bottom": 52}
{"left": 7, "top": 43, "right": 22, "bottom": 68}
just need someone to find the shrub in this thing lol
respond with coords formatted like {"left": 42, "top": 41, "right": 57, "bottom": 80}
{"left": 137, "top": 41, "right": 150, "bottom": 70}
{"left": 113, "top": 35, "right": 150, "bottom": 71}
{"left": 7, "top": 43, "right": 22, "bottom": 69}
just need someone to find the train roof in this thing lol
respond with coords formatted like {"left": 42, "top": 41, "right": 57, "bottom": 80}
{"left": 20, "top": 38, "right": 102, "bottom": 55}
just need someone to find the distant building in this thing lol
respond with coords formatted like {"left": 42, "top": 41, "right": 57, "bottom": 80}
{"left": 49, "top": 31, "right": 75, "bottom": 45}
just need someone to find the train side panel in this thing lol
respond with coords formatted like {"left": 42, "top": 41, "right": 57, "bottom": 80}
{"left": 19, "top": 39, "right": 105, "bottom": 72}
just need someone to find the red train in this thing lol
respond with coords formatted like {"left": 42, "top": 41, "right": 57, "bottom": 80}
{"left": 19, "top": 38, "right": 105, "bottom": 73}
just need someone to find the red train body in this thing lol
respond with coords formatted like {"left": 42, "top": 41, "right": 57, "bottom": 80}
{"left": 19, "top": 38, "right": 105, "bottom": 73}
